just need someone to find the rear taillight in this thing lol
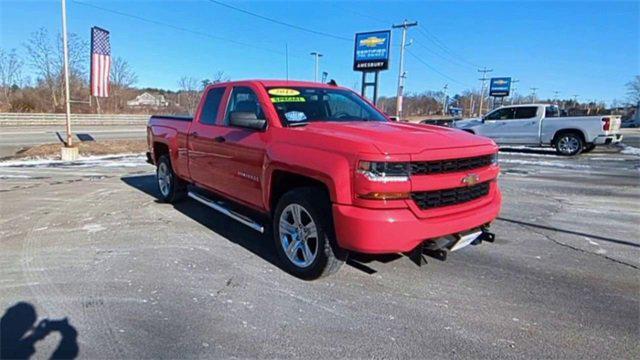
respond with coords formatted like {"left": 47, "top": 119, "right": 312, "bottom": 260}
{"left": 602, "top": 117, "right": 611, "bottom": 131}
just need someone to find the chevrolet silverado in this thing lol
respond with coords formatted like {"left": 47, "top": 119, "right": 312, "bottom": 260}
{"left": 147, "top": 80, "right": 502, "bottom": 279}
{"left": 453, "top": 104, "right": 622, "bottom": 155}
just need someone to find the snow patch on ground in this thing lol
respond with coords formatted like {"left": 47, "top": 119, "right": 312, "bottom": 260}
{"left": 499, "top": 158, "right": 591, "bottom": 169}
{"left": 620, "top": 144, "right": 640, "bottom": 156}
{"left": 0, "top": 153, "right": 147, "bottom": 168}
{"left": 0, "top": 174, "right": 34, "bottom": 179}
{"left": 82, "top": 224, "right": 106, "bottom": 233}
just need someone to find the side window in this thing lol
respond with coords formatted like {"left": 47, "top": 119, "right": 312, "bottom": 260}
{"left": 545, "top": 106, "right": 559, "bottom": 118}
{"left": 225, "top": 86, "right": 265, "bottom": 125}
{"left": 514, "top": 107, "right": 538, "bottom": 119}
{"left": 485, "top": 108, "right": 514, "bottom": 120}
{"left": 199, "top": 87, "right": 225, "bottom": 125}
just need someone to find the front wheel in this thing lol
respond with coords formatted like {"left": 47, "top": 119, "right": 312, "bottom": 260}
{"left": 273, "top": 187, "right": 346, "bottom": 279}
{"left": 555, "top": 133, "right": 584, "bottom": 156}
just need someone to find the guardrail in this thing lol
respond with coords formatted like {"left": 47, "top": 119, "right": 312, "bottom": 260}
{"left": 0, "top": 113, "right": 150, "bottom": 126}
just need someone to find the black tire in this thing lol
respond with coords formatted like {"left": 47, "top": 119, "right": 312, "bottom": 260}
{"left": 156, "top": 155, "right": 187, "bottom": 203}
{"left": 273, "top": 187, "right": 347, "bottom": 279}
{"left": 554, "top": 132, "right": 584, "bottom": 156}
{"left": 582, "top": 144, "right": 596, "bottom": 153}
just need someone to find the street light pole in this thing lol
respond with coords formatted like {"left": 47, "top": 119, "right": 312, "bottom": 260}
{"left": 392, "top": 20, "right": 418, "bottom": 120}
{"left": 310, "top": 52, "right": 323, "bottom": 82}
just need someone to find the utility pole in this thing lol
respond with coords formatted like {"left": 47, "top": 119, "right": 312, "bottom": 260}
{"left": 553, "top": 90, "right": 560, "bottom": 103}
{"left": 477, "top": 67, "right": 493, "bottom": 116}
{"left": 442, "top": 83, "right": 448, "bottom": 115}
{"left": 310, "top": 52, "right": 323, "bottom": 82}
{"left": 392, "top": 19, "right": 418, "bottom": 120}
{"left": 510, "top": 79, "right": 520, "bottom": 104}
{"left": 530, "top": 87, "right": 538, "bottom": 102}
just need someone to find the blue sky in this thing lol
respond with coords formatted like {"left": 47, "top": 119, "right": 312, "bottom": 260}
{"left": 1, "top": 0, "right": 638, "bottom": 103}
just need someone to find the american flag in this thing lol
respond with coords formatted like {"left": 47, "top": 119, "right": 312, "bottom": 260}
{"left": 90, "top": 27, "right": 111, "bottom": 97}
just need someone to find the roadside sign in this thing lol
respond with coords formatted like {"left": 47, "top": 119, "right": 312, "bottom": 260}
{"left": 489, "top": 77, "right": 511, "bottom": 97}
{"left": 353, "top": 30, "right": 391, "bottom": 71}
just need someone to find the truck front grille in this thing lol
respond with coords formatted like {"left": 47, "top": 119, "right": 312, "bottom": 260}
{"left": 411, "top": 155, "right": 493, "bottom": 175}
{"left": 411, "top": 182, "right": 491, "bottom": 210}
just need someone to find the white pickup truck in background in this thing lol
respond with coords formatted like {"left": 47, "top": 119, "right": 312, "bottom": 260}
{"left": 452, "top": 104, "right": 623, "bottom": 155}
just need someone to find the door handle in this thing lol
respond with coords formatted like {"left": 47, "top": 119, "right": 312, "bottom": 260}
{"left": 214, "top": 136, "right": 226, "bottom": 143}
{"left": 192, "top": 132, "right": 199, "bottom": 138}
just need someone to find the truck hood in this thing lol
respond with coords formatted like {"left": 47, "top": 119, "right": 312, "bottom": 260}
{"left": 296, "top": 121, "right": 494, "bottom": 154}
{"left": 452, "top": 117, "right": 483, "bottom": 129}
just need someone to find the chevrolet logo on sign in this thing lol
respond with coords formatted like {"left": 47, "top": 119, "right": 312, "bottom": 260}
{"left": 461, "top": 174, "right": 480, "bottom": 186}
{"left": 493, "top": 79, "right": 508, "bottom": 85}
{"left": 360, "top": 36, "right": 385, "bottom": 47}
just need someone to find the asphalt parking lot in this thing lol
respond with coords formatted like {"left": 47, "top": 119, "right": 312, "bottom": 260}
{"left": 1, "top": 143, "right": 638, "bottom": 358}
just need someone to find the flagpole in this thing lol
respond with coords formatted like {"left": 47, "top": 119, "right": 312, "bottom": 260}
{"left": 61, "top": 0, "right": 73, "bottom": 147}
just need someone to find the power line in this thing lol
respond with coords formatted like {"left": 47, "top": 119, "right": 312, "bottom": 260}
{"left": 407, "top": 50, "right": 470, "bottom": 87}
{"left": 207, "top": 0, "right": 351, "bottom": 42}
{"left": 416, "top": 27, "right": 479, "bottom": 69}
{"left": 73, "top": 0, "right": 308, "bottom": 60}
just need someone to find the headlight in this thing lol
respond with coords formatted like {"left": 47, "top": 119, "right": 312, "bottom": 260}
{"left": 490, "top": 152, "right": 499, "bottom": 165}
{"left": 357, "top": 161, "right": 410, "bottom": 182}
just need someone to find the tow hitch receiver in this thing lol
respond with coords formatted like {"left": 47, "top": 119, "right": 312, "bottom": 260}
{"left": 406, "top": 228, "right": 496, "bottom": 267}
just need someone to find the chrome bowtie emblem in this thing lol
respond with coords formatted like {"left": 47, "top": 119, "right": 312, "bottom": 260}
{"left": 461, "top": 174, "right": 480, "bottom": 186}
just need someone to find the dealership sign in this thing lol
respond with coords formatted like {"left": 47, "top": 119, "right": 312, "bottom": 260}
{"left": 489, "top": 77, "right": 512, "bottom": 97}
{"left": 353, "top": 30, "right": 391, "bottom": 71}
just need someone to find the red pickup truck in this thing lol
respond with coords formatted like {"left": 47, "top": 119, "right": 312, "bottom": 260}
{"left": 147, "top": 80, "right": 501, "bottom": 279}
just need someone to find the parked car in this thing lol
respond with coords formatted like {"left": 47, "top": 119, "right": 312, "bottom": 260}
{"left": 621, "top": 102, "right": 639, "bottom": 128}
{"left": 452, "top": 104, "right": 623, "bottom": 155}
{"left": 147, "top": 80, "right": 501, "bottom": 279}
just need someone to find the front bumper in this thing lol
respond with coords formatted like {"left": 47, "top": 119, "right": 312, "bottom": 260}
{"left": 594, "top": 134, "right": 623, "bottom": 145}
{"left": 332, "top": 187, "right": 502, "bottom": 254}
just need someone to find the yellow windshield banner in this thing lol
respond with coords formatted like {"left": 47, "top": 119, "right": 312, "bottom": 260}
{"left": 271, "top": 96, "right": 306, "bottom": 103}
{"left": 268, "top": 88, "right": 300, "bottom": 96}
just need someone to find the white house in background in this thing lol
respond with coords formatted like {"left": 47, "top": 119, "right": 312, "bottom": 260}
{"left": 127, "top": 92, "right": 168, "bottom": 107}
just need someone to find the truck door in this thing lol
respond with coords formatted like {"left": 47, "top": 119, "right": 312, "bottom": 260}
{"left": 479, "top": 107, "right": 515, "bottom": 143}
{"left": 501, "top": 106, "right": 541, "bottom": 144}
{"left": 208, "top": 85, "right": 269, "bottom": 210}
{"left": 188, "top": 86, "right": 228, "bottom": 190}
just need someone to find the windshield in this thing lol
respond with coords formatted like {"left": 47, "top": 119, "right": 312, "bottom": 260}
{"left": 266, "top": 87, "right": 387, "bottom": 125}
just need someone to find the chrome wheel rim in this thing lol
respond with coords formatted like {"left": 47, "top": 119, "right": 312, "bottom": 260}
{"left": 157, "top": 162, "right": 171, "bottom": 197}
{"left": 279, "top": 204, "right": 318, "bottom": 268}
{"left": 558, "top": 136, "right": 579, "bottom": 154}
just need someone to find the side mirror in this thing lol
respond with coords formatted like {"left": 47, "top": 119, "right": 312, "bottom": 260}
{"left": 229, "top": 112, "right": 266, "bottom": 130}
{"left": 388, "top": 116, "right": 399, "bottom": 122}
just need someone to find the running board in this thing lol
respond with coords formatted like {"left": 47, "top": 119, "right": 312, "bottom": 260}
{"left": 187, "top": 191, "right": 264, "bottom": 233}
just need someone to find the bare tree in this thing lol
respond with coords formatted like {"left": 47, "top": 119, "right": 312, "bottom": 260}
{"left": 0, "top": 48, "right": 23, "bottom": 104}
{"left": 110, "top": 57, "right": 138, "bottom": 111}
{"left": 626, "top": 76, "right": 640, "bottom": 105}
{"left": 178, "top": 76, "right": 200, "bottom": 114}
{"left": 201, "top": 71, "right": 229, "bottom": 89}
{"left": 23, "top": 27, "right": 88, "bottom": 111}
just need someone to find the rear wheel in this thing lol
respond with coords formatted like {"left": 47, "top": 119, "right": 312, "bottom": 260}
{"left": 273, "top": 187, "right": 346, "bottom": 279}
{"left": 156, "top": 155, "right": 186, "bottom": 203}
{"left": 555, "top": 132, "right": 584, "bottom": 156}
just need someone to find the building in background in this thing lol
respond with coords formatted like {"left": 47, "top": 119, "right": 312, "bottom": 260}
{"left": 127, "top": 92, "right": 168, "bottom": 108}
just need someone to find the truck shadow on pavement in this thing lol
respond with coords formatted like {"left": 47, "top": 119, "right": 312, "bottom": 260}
{"left": 121, "top": 174, "right": 401, "bottom": 276}
{"left": 0, "top": 302, "right": 79, "bottom": 359}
